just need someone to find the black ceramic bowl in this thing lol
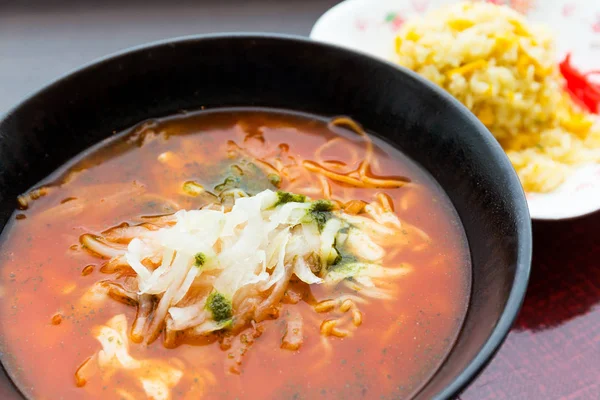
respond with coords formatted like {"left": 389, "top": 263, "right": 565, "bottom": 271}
{"left": 0, "top": 34, "right": 531, "bottom": 399}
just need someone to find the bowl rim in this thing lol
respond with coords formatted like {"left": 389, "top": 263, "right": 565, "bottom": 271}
{"left": 0, "top": 33, "right": 532, "bottom": 400}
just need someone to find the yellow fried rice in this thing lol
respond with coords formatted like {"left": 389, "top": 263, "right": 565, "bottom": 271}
{"left": 393, "top": 1, "right": 600, "bottom": 192}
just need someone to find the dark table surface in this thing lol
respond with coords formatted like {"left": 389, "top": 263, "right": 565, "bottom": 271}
{"left": 1, "top": 1, "right": 599, "bottom": 399}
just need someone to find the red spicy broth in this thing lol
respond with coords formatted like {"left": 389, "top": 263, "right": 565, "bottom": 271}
{"left": 0, "top": 109, "right": 470, "bottom": 399}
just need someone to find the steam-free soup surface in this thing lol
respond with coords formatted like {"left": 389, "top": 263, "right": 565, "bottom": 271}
{"left": 0, "top": 109, "right": 470, "bottom": 399}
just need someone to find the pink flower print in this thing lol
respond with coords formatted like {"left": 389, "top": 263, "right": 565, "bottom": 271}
{"left": 411, "top": 0, "right": 429, "bottom": 14}
{"left": 355, "top": 18, "right": 368, "bottom": 32}
{"left": 561, "top": 3, "right": 576, "bottom": 17}
{"left": 384, "top": 12, "right": 406, "bottom": 32}
{"left": 592, "top": 13, "right": 600, "bottom": 33}
{"left": 575, "top": 182, "right": 594, "bottom": 192}
{"left": 509, "top": 0, "right": 536, "bottom": 14}
{"left": 481, "top": 0, "right": 535, "bottom": 14}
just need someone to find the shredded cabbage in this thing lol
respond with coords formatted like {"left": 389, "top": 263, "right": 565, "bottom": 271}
{"left": 119, "top": 189, "right": 396, "bottom": 335}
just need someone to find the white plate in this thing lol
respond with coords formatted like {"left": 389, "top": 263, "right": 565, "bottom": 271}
{"left": 310, "top": 0, "right": 600, "bottom": 220}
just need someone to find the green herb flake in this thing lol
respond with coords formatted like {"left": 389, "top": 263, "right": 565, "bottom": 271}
{"left": 194, "top": 252, "right": 206, "bottom": 268}
{"left": 310, "top": 199, "right": 334, "bottom": 213}
{"left": 274, "top": 191, "right": 307, "bottom": 207}
{"left": 331, "top": 249, "right": 358, "bottom": 267}
{"left": 206, "top": 291, "right": 233, "bottom": 322}
{"left": 312, "top": 211, "right": 332, "bottom": 231}
{"left": 303, "top": 199, "right": 336, "bottom": 231}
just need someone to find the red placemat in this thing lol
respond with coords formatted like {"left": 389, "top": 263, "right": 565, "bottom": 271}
{"left": 461, "top": 211, "right": 600, "bottom": 400}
